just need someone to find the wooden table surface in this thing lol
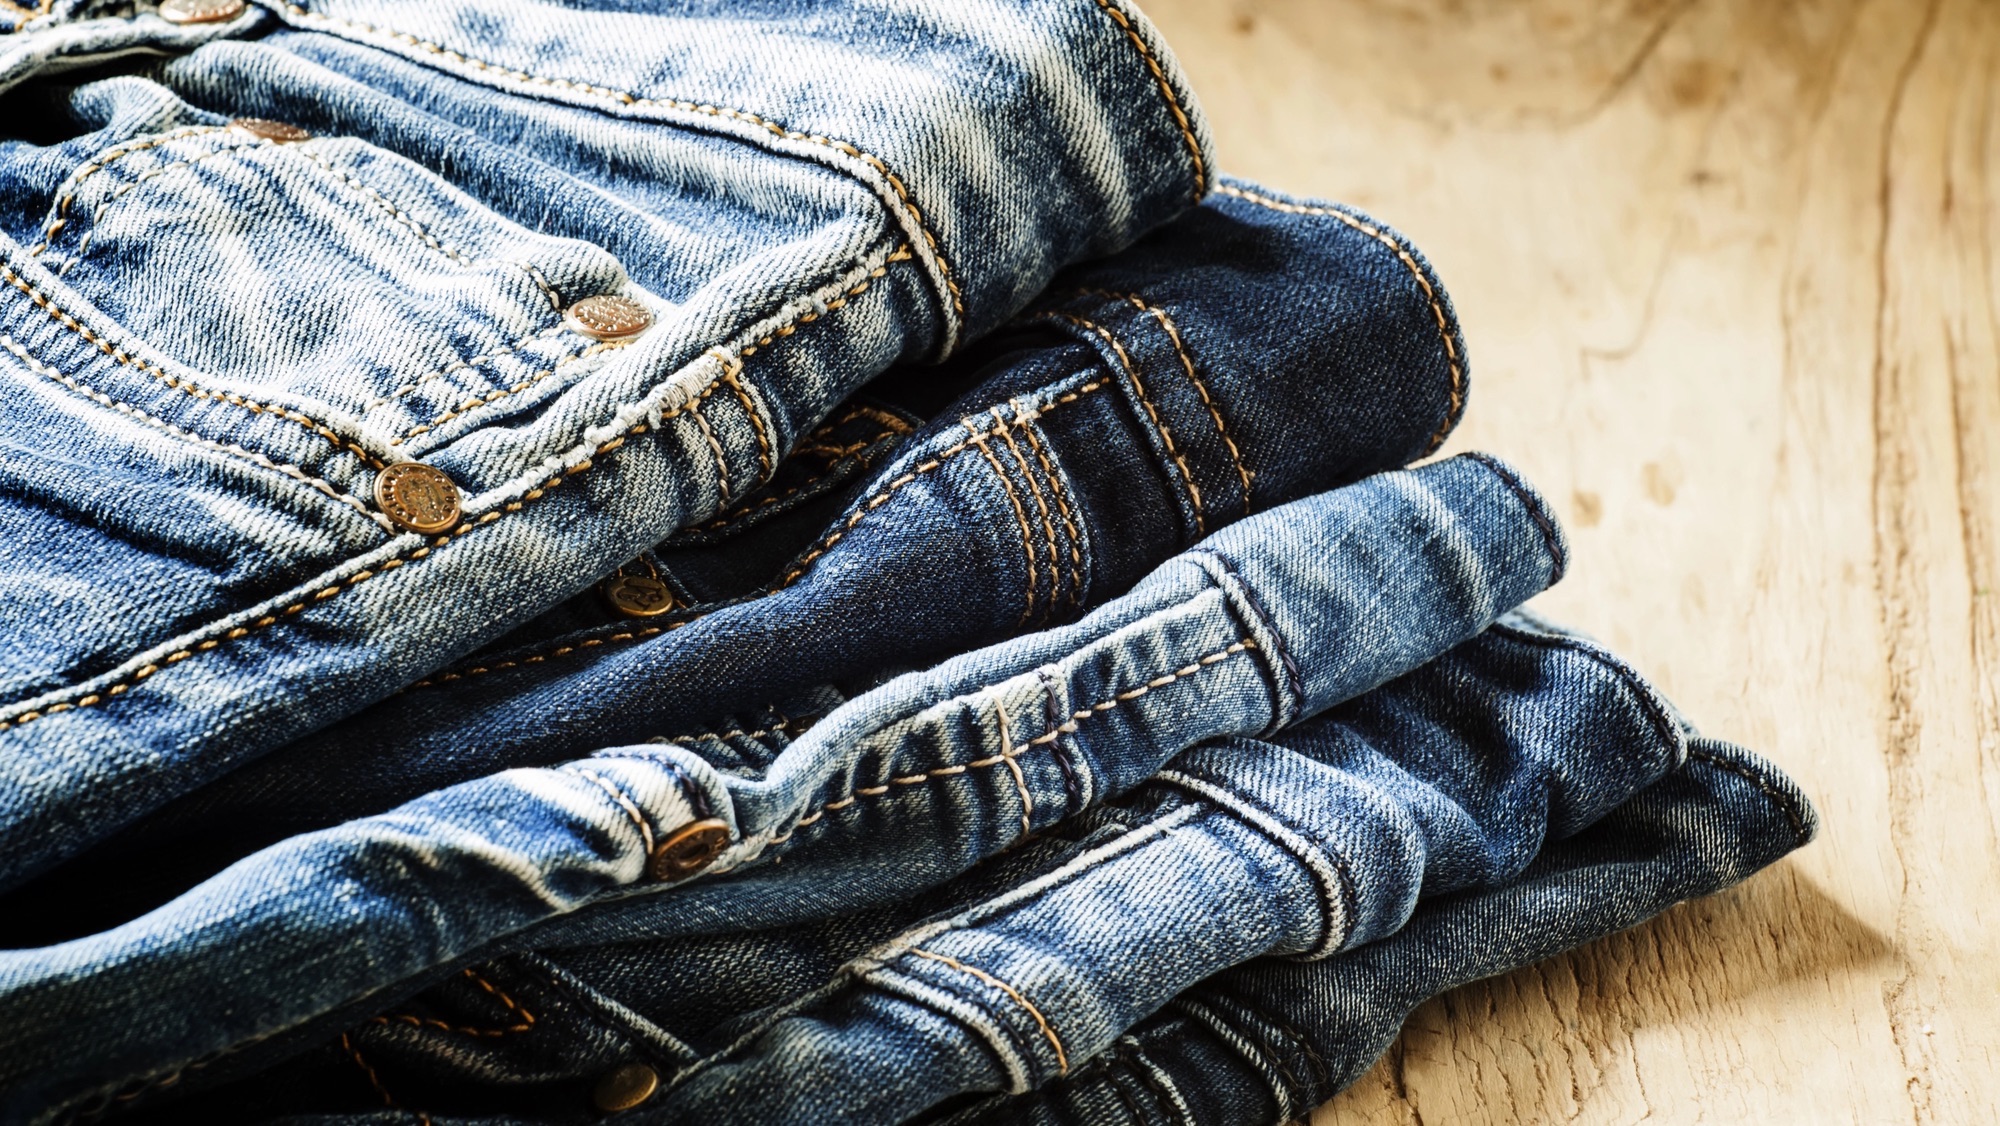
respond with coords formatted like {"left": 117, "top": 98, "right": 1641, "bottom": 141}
{"left": 1138, "top": 0, "right": 2000, "bottom": 1121}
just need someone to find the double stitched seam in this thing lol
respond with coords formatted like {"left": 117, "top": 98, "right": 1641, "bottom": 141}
{"left": 716, "top": 356, "right": 775, "bottom": 480}
{"left": 1036, "top": 667, "right": 1085, "bottom": 811}
{"left": 1686, "top": 748, "right": 1812, "bottom": 844}
{"left": 1086, "top": 0, "right": 1207, "bottom": 200}
{"left": 1219, "top": 988, "right": 1331, "bottom": 1096}
{"left": 291, "top": 145, "right": 562, "bottom": 312}
{"left": 1116, "top": 1041, "right": 1192, "bottom": 1126}
{"left": 412, "top": 381, "right": 1065, "bottom": 698}
{"left": 0, "top": 250, "right": 914, "bottom": 730}
{"left": 407, "top": 617, "right": 700, "bottom": 689}
{"left": 1035, "top": 310, "right": 1205, "bottom": 534}
{"left": 966, "top": 417, "right": 1042, "bottom": 625}
{"left": 52, "top": 139, "right": 268, "bottom": 268}
{"left": 691, "top": 428, "right": 899, "bottom": 533}
{"left": 279, "top": 3, "right": 963, "bottom": 333}
{"left": 991, "top": 704, "right": 1034, "bottom": 837}
{"left": 991, "top": 405, "right": 1066, "bottom": 617}
{"left": 1192, "top": 550, "right": 1304, "bottom": 715}
{"left": 569, "top": 767, "right": 657, "bottom": 856}
{"left": 740, "top": 246, "right": 913, "bottom": 363}
{"left": 29, "top": 126, "right": 225, "bottom": 255}
{"left": 1174, "top": 995, "right": 1302, "bottom": 1117}
{"left": 687, "top": 396, "right": 731, "bottom": 502}
{"left": 762, "top": 639, "right": 1256, "bottom": 845}
{"left": 909, "top": 948, "right": 1069, "bottom": 1075}
{"left": 0, "top": 334, "right": 387, "bottom": 529}
{"left": 289, "top": 144, "right": 471, "bottom": 267}
{"left": 1165, "top": 768, "right": 1359, "bottom": 957}
{"left": 363, "top": 324, "right": 563, "bottom": 410}
{"left": 1212, "top": 183, "right": 1465, "bottom": 453}
{"left": 370, "top": 968, "right": 537, "bottom": 1039}
{"left": 1078, "top": 288, "right": 1253, "bottom": 516}
{"left": 1019, "top": 423, "right": 1084, "bottom": 605}
{"left": 309, "top": 149, "right": 562, "bottom": 314}
{"left": 1, "top": 262, "right": 388, "bottom": 470}
{"left": 396, "top": 339, "right": 614, "bottom": 444}
{"left": 777, "top": 378, "right": 1107, "bottom": 588}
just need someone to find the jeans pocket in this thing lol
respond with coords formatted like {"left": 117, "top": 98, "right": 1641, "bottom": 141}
{"left": 23, "top": 81, "right": 641, "bottom": 457}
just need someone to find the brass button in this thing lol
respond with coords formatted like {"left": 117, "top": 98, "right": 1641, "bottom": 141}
{"left": 563, "top": 295, "right": 653, "bottom": 342}
{"left": 159, "top": 0, "right": 246, "bottom": 23}
{"left": 228, "top": 118, "right": 311, "bottom": 144}
{"left": 374, "top": 463, "right": 462, "bottom": 534}
{"left": 648, "top": 818, "right": 731, "bottom": 881}
{"left": 590, "top": 1062, "right": 660, "bottom": 1114}
{"left": 602, "top": 574, "right": 678, "bottom": 618}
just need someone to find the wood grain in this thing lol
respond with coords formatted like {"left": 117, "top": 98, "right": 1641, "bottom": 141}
{"left": 1136, "top": 0, "right": 2000, "bottom": 1120}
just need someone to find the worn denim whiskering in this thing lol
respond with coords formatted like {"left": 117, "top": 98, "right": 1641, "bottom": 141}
{"left": 0, "top": 454, "right": 1558, "bottom": 1121}
{"left": 0, "top": 0, "right": 1214, "bottom": 893}
{"left": 97, "top": 611, "right": 1815, "bottom": 1125}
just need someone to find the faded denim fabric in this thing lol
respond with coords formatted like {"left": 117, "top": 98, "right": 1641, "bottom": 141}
{"left": 61, "top": 515, "right": 1814, "bottom": 1126}
{"left": 0, "top": 0, "right": 1216, "bottom": 892}
{"left": 0, "top": 454, "right": 1560, "bottom": 1122}
{"left": 0, "top": 178, "right": 1471, "bottom": 942}
{"left": 952, "top": 736, "right": 1815, "bottom": 1126}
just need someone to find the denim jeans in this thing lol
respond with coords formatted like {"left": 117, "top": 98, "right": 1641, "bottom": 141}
{"left": 0, "top": 5, "right": 1817, "bottom": 1124}
{"left": 0, "top": 176, "right": 1471, "bottom": 945}
{"left": 0, "top": 454, "right": 1564, "bottom": 1121}
{"left": 70, "top": 601, "right": 1814, "bottom": 1126}
{"left": 0, "top": 0, "right": 1213, "bottom": 892}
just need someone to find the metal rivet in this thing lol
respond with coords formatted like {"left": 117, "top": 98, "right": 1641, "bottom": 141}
{"left": 602, "top": 574, "right": 678, "bottom": 618}
{"left": 228, "top": 118, "right": 311, "bottom": 144}
{"left": 648, "top": 818, "right": 731, "bottom": 882}
{"left": 563, "top": 295, "right": 653, "bottom": 342}
{"left": 374, "top": 463, "right": 462, "bottom": 534}
{"left": 590, "top": 1063, "right": 660, "bottom": 1114}
{"left": 158, "top": 0, "right": 246, "bottom": 24}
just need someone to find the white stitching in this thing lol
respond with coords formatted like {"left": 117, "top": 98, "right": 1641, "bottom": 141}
{"left": 569, "top": 767, "right": 656, "bottom": 857}
{"left": 762, "top": 640, "right": 1256, "bottom": 845}
{"left": 0, "top": 334, "right": 390, "bottom": 530}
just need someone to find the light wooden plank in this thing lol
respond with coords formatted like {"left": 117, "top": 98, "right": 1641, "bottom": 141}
{"left": 1135, "top": 0, "right": 2000, "bottom": 1120}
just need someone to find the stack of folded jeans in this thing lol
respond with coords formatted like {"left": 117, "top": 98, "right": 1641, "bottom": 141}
{"left": 0, "top": 2, "right": 1815, "bottom": 1123}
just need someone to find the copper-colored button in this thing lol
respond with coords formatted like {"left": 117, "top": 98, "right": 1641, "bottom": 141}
{"left": 590, "top": 1062, "right": 660, "bottom": 1113}
{"left": 159, "top": 0, "right": 246, "bottom": 23}
{"left": 563, "top": 295, "right": 653, "bottom": 342}
{"left": 374, "top": 463, "right": 462, "bottom": 534}
{"left": 648, "top": 818, "right": 731, "bottom": 881}
{"left": 602, "top": 574, "right": 678, "bottom": 618}
{"left": 228, "top": 118, "right": 311, "bottom": 144}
